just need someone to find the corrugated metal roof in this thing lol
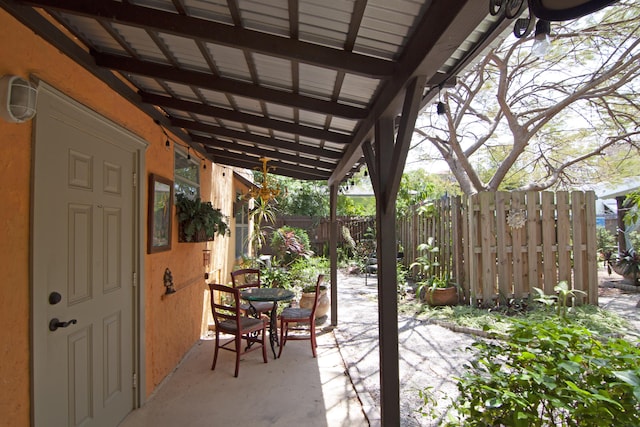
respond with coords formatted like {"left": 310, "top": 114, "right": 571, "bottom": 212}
{"left": 3, "top": 0, "right": 514, "bottom": 183}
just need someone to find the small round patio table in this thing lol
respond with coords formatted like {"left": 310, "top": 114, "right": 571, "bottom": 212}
{"left": 240, "top": 287, "right": 295, "bottom": 358}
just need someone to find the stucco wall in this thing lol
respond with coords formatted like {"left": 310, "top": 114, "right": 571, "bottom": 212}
{"left": 0, "top": 9, "right": 233, "bottom": 425}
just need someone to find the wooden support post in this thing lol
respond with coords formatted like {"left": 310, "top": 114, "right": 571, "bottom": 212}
{"left": 330, "top": 184, "right": 338, "bottom": 326}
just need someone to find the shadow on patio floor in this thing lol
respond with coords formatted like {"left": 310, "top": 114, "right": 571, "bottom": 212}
{"left": 119, "top": 327, "right": 368, "bottom": 427}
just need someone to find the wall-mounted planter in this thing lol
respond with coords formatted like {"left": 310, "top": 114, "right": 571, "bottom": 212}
{"left": 176, "top": 193, "right": 229, "bottom": 243}
{"left": 178, "top": 224, "right": 215, "bottom": 243}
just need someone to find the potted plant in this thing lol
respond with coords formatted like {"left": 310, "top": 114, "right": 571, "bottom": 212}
{"left": 410, "top": 237, "right": 458, "bottom": 306}
{"left": 415, "top": 274, "right": 459, "bottom": 306}
{"left": 299, "top": 283, "right": 330, "bottom": 319}
{"left": 176, "top": 193, "right": 229, "bottom": 242}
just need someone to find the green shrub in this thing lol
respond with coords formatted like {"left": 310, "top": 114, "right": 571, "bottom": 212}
{"left": 259, "top": 265, "right": 291, "bottom": 289}
{"left": 287, "top": 256, "right": 329, "bottom": 290}
{"left": 596, "top": 226, "right": 617, "bottom": 255}
{"left": 434, "top": 318, "right": 640, "bottom": 426}
{"left": 270, "top": 226, "right": 312, "bottom": 266}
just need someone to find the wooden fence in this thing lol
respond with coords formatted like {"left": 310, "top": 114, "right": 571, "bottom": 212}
{"left": 397, "top": 191, "right": 598, "bottom": 306}
{"left": 267, "top": 191, "right": 598, "bottom": 306}
{"left": 265, "top": 215, "right": 375, "bottom": 255}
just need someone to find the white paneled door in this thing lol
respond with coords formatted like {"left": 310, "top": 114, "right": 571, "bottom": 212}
{"left": 33, "top": 86, "right": 143, "bottom": 427}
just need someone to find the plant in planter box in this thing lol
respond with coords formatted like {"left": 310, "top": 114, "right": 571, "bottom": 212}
{"left": 176, "top": 193, "right": 229, "bottom": 242}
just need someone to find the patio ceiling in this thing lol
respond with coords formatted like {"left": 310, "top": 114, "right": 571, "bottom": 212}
{"left": 3, "top": 0, "right": 511, "bottom": 185}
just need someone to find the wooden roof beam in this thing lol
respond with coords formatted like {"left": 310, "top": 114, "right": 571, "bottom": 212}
{"left": 94, "top": 53, "right": 368, "bottom": 120}
{"left": 171, "top": 118, "right": 342, "bottom": 160}
{"left": 140, "top": 92, "right": 351, "bottom": 145}
{"left": 23, "top": 0, "right": 395, "bottom": 78}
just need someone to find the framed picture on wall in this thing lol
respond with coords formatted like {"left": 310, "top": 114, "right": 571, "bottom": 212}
{"left": 148, "top": 173, "right": 173, "bottom": 253}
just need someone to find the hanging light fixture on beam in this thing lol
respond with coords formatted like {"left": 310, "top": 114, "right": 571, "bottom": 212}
{"left": 490, "top": 0, "right": 616, "bottom": 22}
{"left": 247, "top": 157, "right": 281, "bottom": 203}
{"left": 528, "top": 0, "right": 618, "bottom": 21}
{"left": 531, "top": 19, "right": 551, "bottom": 58}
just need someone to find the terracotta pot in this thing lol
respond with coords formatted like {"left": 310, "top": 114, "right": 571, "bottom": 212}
{"left": 299, "top": 288, "right": 330, "bottom": 318}
{"left": 422, "top": 286, "right": 458, "bottom": 306}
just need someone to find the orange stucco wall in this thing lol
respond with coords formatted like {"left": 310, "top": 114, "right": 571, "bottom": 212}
{"left": 0, "top": 9, "right": 232, "bottom": 426}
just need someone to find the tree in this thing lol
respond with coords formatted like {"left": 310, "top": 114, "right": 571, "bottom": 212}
{"left": 396, "top": 169, "right": 460, "bottom": 215}
{"left": 275, "top": 179, "right": 329, "bottom": 217}
{"left": 413, "top": 2, "right": 640, "bottom": 195}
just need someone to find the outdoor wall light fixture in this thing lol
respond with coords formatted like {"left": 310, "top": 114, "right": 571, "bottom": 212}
{"left": 0, "top": 75, "right": 37, "bottom": 123}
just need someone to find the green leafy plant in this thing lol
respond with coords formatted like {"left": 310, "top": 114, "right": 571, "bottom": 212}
{"left": 596, "top": 227, "right": 617, "bottom": 255}
{"left": 248, "top": 198, "right": 277, "bottom": 258}
{"left": 397, "top": 262, "right": 408, "bottom": 298}
{"left": 533, "top": 281, "right": 587, "bottom": 318}
{"left": 409, "top": 237, "right": 440, "bottom": 282}
{"left": 616, "top": 249, "right": 640, "bottom": 285}
{"left": 270, "top": 226, "right": 312, "bottom": 266}
{"left": 436, "top": 318, "right": 640, "bottom": 427}
{"left": 287, "top": 256, "right": 329, "bottom": 291}
{"left": 259, "top": 262, "right": 291, "bottom": 289}
{"left": 176, "top": 193, "right": 229, "bottom": 242}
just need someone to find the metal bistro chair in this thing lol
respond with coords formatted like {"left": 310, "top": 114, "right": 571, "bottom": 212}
{"left": 231, "top": 268, "right": 272, "bottom": 318}
{"left": 209, "top": 283, "right": 268, "bottom": 377}
{"left": 278, "top": 274, "right": 325, "bottom": 358}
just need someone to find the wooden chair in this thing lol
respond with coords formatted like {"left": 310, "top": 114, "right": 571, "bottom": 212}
{"left": 209, "top": 283, "right": 268, "bottom": 377}
{"left": 231, "top": 268, "right": 272, "bottom": 317}
{"left": 278, "top": 274, "right": 325, "bottom": 358}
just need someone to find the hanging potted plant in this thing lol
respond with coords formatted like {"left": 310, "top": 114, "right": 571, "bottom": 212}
{"left": 176, "top": 193, "right": 230, "bottom": 242}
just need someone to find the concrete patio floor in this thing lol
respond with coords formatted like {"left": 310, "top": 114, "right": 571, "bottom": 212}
{"left": 118, "top": 269, "right": 640, "bottom": 427}
{"left": 118, "top": 325, "right": 369, "bottom": 427}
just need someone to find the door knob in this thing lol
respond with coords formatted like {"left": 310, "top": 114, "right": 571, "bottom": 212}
{"left": 49, "top": 318, "right": 77, "bottom": 331}
{"left": 49, "top": 291, "right": 62, "bottom": 305}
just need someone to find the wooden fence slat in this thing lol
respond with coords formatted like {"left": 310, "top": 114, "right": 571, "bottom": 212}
{"left": 461, "top": 195, "right": 471, "bottom": 303}
{"left": 495, "top": 192, "right": 510, "bottom": 298}
{"left": 511, "top": 192, "right": 525, "bottom": 298}
{"left": 480, "top": 192, "right": 495, "bottom": 304}
{"left": 541, "top": 192, "right": 557, "bottom": 294}
{"left": 526, "top": 191, "right": 541, "bottom": 295}
{"left": 572, "top": 191, "right": 586, "bottom": 303}
{"left": 557, "top": 191, "right": 572, "bottom": 285}
{"left": 452, "top": 196, "right": 465, "bottom": 303}
{"left": 467, "top": 195, "right": 478, "bottom": 302}
{"left": 585, "top": 191, "right": 598, "bottom": 304}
